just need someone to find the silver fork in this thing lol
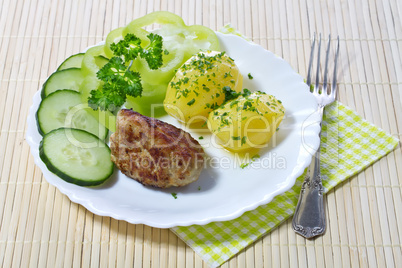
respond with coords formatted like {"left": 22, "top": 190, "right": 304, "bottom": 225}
{"left": 292, "top": 33, "right": 340, "bottom": 239}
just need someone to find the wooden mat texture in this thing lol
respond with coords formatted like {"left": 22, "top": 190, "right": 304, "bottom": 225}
{"left": 1, "top": 0, "right": 401, "bottom": 267}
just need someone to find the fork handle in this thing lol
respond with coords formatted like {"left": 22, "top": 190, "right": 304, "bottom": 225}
{"left": 292, "top": 107, "right": 326, "bottom": 239}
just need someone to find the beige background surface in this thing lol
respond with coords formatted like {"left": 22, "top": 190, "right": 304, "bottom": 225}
{"left": 0, "top": 0, "right": 401, "bottom": 267}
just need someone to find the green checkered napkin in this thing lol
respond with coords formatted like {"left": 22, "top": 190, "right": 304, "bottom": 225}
{"left": 170, "top": 26, "right": 400, "bottom": 268}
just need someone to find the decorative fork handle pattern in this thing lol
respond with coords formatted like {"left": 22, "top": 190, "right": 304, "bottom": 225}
{"left": 292, "top": 107, "right": 326, "bottom": 239}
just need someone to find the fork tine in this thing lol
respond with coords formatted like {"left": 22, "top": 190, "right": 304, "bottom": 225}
{"left": 322, "top": 34, "right": 331, "bottom": 94}
{"left": 331, "top": 36, "right": 340, "bottom": 99}
{"left": 315, "top": 34, "right": 322, "bottom": 93}
{"left": 306, "top": 33, "right": 316, "bottom": 87}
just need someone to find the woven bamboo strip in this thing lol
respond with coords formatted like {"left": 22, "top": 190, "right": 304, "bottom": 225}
{"left": 0, "top": 0, "right": 19, "bottom": 131}
{"left": 98, "top": 217, "right": 109, "bottom": 267}
{"left": 371, "top": 0, "right": 402, "bottom": 264}
{"left": 10, "top": 131, "right": 35, "bottom": 268}
{"left": 89, "top": 214, "right": 101, "bottom": 268}
{"left": 72, "top": 205, "right": 85, "bottom": 266}
{"left": 167, "top": 229, "right": 177, "bottom": 267}
{"left": 334, "top": 183, "right": 352, "bottom": 268}
{"left": 363, "top": 0, "right": 401, "bottom": 264}
{"left": 0, "top": 0, "right": 10, "bottom": 38}
{"left": 0, "top": 0, "right": 33, "bottom": 265}
{"left": 176, "top": 233, "right": 186, "bottom": 268}
{"left": 125, "top": 223, "right": 135, "bottom": 267}
{"left": 106, "top": 218, "right": 118, "bottom": 267}
{"left": 0, "top": 0, "right": 20, "bottom": 191}
{"left": 338, "top": 2, "right": 376, "bottom": 268}
{"left": 82, "top": 211, "right": 94, "bottom": 267}
{"left": 1, "top": 1, "right": 41, "bottom": 267}
{"left": 359, "top": 0, "right": 398, "bottom": 266}
{"left": 53, "top": 196, "right": 70, "bottom": 267}
{"left": 116, "top": 219, "right": 128, "bottom": 266}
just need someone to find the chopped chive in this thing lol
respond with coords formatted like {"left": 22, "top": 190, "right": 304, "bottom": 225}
{"left": 187, "top": 98, "right": 195, "bottom": 106}
{"left": 240, "top": 163, "right": 249, "bottom": 169}
{"left": 241, "top": 136, "right": 247, "bottom": 146}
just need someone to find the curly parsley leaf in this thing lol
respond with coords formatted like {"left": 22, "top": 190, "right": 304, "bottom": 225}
{"left": 88, "top": 86, "right": 125, "bottom": 112}
{"left": 141, "top": 33, "right": 164, "bottom": 69}
{"left": 88, "top": 33, "right": 164, "bottom": 112}
{"left": 110, "top": 34, "right": 142, "bottom": 63}
{"left": 96, "top": 57, "right": 127, "bottom": 82}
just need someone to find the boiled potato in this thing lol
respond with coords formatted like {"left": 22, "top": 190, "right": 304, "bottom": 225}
{"left": 208, "top": 92, "right": 285, "bottom": 152}
{"left": 164, "top": 51, "right": 243, "bottom": 123}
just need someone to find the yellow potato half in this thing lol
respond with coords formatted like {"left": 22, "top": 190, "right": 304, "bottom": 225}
{"left": 164, "top": 51, "right": 243, "bottom": 123}
{"left": 208, "top": 92, "right": 285, "bottom": 152}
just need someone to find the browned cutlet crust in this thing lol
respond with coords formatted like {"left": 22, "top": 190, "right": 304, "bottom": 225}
{"left": 109, "top": 109, "right": 205, "bottom": 188}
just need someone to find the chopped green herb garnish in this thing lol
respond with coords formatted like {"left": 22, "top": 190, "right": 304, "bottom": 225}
{"left": 241, "top": 136, "right": 247, "bottom": 146}
{"left": 199, "top": 136, "right": 204, "bottom": 140}
{"left": 171, "top": 193, "right": 178, "bottom": 199}
{"left": 222, "top": 86, "right": 239, "bottom": 102}
{"left": 248, "top": 73, "right": 253, "bottom": 79}
{"left": 202, "top": 84, "right": 210, "bottom": 92}
{"left": 242, "top": 88, "right": 252, "bottom": 97}
{"left": 187, "top": 98, "right": 195, "bottom": 106}
{"left": 232, "top": 136, "right": 241, "bottom": 140}
{"left": 240, "top": 163, "right": 249, "bottom": 169}
{"left": 252, "top": 154, "right": 260, "bottom": 160}
{"left": 224, "top": 71, "right": 232, "bottom": 78}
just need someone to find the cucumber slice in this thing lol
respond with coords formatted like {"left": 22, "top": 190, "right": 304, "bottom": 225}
{"left": 37, "top": 90, "right": 108, "bottom": 140}
{"left": 57, "top": 53, "right": 85, "bottom": 71}
{"left": 39, "top": 128, "right": 114, "bottom": 186}
{"left": 42, "top": 68, "right": 84, "bottom": 98}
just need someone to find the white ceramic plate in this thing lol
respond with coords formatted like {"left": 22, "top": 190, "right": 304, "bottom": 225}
{"left": 26, "top": 32, "right": 320, "bottom": 228}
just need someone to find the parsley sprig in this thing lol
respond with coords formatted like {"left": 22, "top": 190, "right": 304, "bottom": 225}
{"left": 88, "top": 33, "right": 164, "bottom": 112}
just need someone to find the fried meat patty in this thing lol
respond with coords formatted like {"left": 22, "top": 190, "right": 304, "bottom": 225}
{"left": 109, "top": 109, "right": 205, "bottom": 188}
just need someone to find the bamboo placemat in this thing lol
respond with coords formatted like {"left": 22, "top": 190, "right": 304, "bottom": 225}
{"left": 1, "top": 0, "right": 401, "bottom": 267}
